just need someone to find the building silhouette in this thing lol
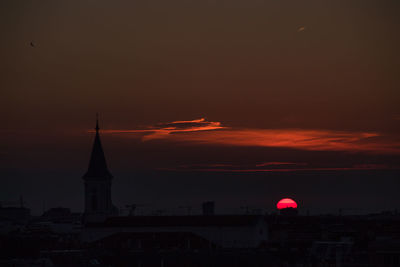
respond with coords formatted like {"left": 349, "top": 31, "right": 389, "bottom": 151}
{"left": 82, "top": 117, "right": 117, "bottom": 223}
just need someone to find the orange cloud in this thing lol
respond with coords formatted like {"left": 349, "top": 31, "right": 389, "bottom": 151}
{"left": 101, "top": 118, "right": 400, "bottom": 154}
{"left": 103, "top": 118, "right": 225, "bottom": 141}
{"left": 158, "top": 163, "right": 397, "bottom": 173}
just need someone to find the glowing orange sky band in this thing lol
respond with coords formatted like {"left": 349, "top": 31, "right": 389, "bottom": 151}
{"left": 98, "top": 118, "right": 400, "bottom": 154}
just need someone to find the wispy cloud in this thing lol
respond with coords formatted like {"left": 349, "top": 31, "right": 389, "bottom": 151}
{"left": 102, "top": 118, "right": 225, "bottom": 141}
{"left": 101, "top": 118, "right": 400, "bottom": 154}
{"left": 255, "top": 162, "right": 307, "bottom": 167}
{"left": 158, "top": 163, "right": 397, "bottom": 173}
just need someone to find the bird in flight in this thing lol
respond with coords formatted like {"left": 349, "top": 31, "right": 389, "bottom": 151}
{"left": 297, "top": 26, "right": 306, "bottom": 32}
{"left": 30, "top": 41, "right": 35, "bottom": 47}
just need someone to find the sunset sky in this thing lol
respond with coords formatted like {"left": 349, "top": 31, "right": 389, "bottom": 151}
{"left": 1, "top": 0, "right": 399, "bottom": 214}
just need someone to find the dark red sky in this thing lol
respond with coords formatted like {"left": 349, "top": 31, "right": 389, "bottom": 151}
{"left": 1, "top": 0, "right": 399, "bottom": 214}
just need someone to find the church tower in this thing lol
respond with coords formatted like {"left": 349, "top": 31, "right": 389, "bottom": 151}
{"left": 83, "top": 116, "right": 117, "bottom": 223}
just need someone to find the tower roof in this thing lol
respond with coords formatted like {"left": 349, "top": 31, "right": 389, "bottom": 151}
{"left": 83, "top": 116, "right": 113, "bottom": 180}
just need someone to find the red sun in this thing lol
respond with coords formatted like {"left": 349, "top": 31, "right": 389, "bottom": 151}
{"left": 277, "top": 198, "right": 298, "bottom": 210}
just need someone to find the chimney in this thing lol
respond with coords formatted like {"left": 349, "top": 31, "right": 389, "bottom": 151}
{"left": 202, "top": 201, "right": 215, "bottom": 215}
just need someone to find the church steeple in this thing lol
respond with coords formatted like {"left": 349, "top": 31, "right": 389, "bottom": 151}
{"left": 95, "top": 112, "right": 100, "bottom": 133}
{"left": 83, "top": 115, "right": 113, "bottom": 180}
{"left": 83, "top": 115, "right": 116, "bottom": 223}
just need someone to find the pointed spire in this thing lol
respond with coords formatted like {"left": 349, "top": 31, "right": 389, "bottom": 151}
{"left": 95, "top": 112, "right": 99, "bottom": 133}
{"left": 83, "top": 114, "right": 113, "bottom": 180}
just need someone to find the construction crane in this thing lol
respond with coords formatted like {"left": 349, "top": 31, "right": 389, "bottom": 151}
{"left": 338, "top": 208, "right": 362, "bottom": 216}
{"left": 125, "top": 204, "right": 146, "bottom": 216}
{"left": 154, "top": 209, "right": 166, "bottom": 216}
{"left": 241, "top": 206, "right": 251, "bottom": 214}
{"left": 179, "top": 206, "right": 192, "bottom": 215}
{"left": 0, "top": 196, "right": 25, "bottom": 208}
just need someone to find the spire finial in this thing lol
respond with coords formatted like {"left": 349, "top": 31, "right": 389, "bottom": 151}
{"left": 95, "top": 113, "right": 99, "bottom": 132}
